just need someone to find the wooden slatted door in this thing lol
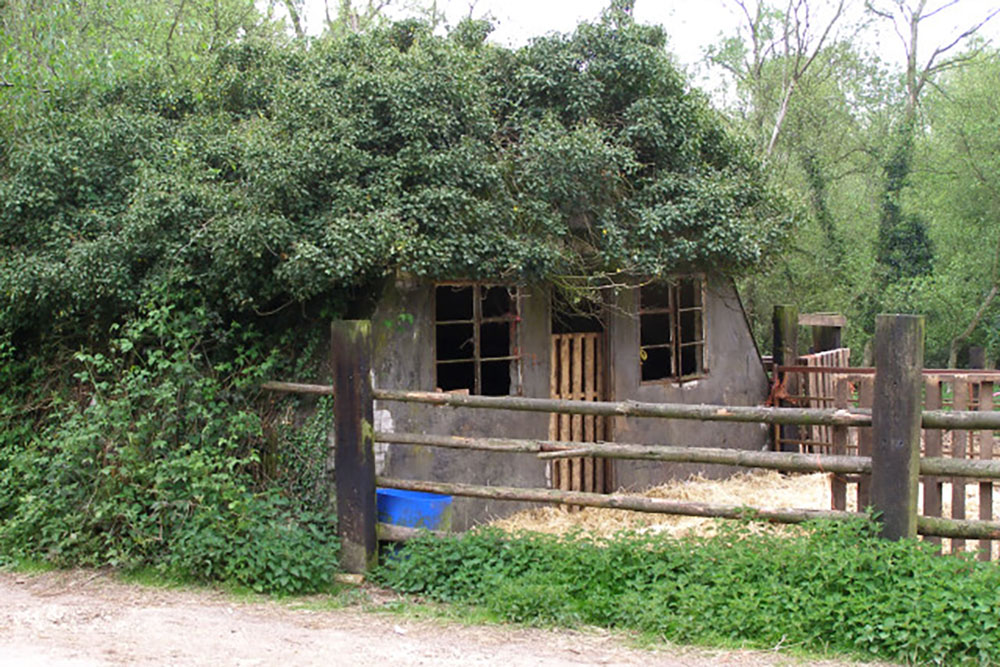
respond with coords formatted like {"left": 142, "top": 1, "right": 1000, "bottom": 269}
{"left": 549, "top": 333, "right": 611, "bottom": 494}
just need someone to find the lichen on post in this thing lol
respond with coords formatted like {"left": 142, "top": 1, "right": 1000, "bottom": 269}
{"left": 331, "top": 320, "right": 377, "bottom": 574}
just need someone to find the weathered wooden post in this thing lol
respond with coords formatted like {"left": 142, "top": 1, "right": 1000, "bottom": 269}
{"left": 870, "top": 314, "right": 924, "bottom": 540}
{"left": 773, "top": 305, "right": 800, "bottom": 452}
{"left": 331, "top": 320, "right": 377, "bottom": 573}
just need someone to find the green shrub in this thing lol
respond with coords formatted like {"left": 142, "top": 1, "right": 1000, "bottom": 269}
{"left": 375, "top": 521, "right": 1000, "bottom": 664}
{"left": 0, "top": 300, "right": 338, "bottom": 594}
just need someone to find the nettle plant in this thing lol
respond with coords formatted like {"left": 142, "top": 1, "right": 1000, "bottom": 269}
{"left": 0, "top": 299, "right": 341, "bottom": 593}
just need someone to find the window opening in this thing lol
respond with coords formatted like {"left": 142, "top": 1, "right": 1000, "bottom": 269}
{"left": 551, "top": 290, "right": 604, "bottom": 335}
{"left": 639, "top": 277, "right": 705, "bottom": 382}
{"left": 435, "top": 284, "right": 519, "bottom": 395}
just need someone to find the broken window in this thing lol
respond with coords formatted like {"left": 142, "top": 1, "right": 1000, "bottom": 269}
{"left": 435, "top": 284, "right": 520, "bottom": 395}
{"left": 639, "top": 277, "right": 706, "bottom": 382}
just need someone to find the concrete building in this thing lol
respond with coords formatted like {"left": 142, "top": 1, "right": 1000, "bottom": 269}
{"left": 372, "top": 273, "right": 770, "bottom": 530}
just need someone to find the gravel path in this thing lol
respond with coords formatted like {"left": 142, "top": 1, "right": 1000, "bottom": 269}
{"left": 0, "top": 570, "right": 881, "bottom": 666}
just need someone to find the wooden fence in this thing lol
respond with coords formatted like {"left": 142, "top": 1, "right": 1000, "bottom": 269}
{"left": 265, "top": 316, "right": 1000, "bottom": 573}
{"left": 776, "top": 360, "right": 1000, "bottom": 560}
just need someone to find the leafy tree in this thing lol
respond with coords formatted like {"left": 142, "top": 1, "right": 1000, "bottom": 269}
{"left": 0, "top": 0, "right": 278, "bottom": 133}
{"left": 707, "top": 1, "right": 888, "bottom": 352}
{"left": 707, "top": 0, "right": 852, "bottom": 165}
{"left": 0, "top": 10, "right": 793, "bottom": 343}
{"left": 902, "top": 50, "right": 1000, "bottom": 365}
{"left": 866, "top": 0, "right": 999, "bottom": 291}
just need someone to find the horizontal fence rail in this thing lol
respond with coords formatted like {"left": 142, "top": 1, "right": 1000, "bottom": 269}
{"left": 263, "top": 382, "right": 1000, "bottom": 431}
{"left": 376, "top": 476, "right": 860, "bottom": 524}
{"left": 374, "top": 431, "right": 1000, "bottom": 480}
{"left": 376, "top": 476, "right": 1000, "bottom": 541}
{"left": 262, "top": 381, "right": 334, "bottom": 395}
{"left": 372, "top": 389, "right": 872, "bottom": 426}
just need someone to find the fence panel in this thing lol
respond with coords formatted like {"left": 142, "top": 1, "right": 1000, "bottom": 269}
{"left": 777, "top": 348, "right": 851, "bottom": 454}
{"left": 549, "top": 333, "right": 608, "bottom": 496}
{"left": 769, "top": 364, "right": 1000, "bottom": 558}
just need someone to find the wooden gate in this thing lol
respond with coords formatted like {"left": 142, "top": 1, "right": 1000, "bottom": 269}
{"left": 549, "top": 333, "right": 612, "bottom": 493}
{"left": 799, "top": 347, "right": 852, "bottom": 452}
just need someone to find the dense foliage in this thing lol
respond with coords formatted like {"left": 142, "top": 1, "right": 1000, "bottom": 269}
{"left": 0, "top": 8, "right": 791, "bottom": 591}
{"left": 0, "top": 300, "right": 340, "bottom": 593}
{"left": 377, "top": 521, "right": 1000, "bottom": 664}
{"left": 714, "top": 2, "right": 1000, "bottom": 366}
{"left": 0, "top": 11, "right": 790, "bottom": 342}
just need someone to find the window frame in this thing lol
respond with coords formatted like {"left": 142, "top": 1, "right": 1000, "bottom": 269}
{"left": 638, "top": 275, "right": 708, "bottom": 384}
{"left": 433, "top": 282, "right": 522, "bottom": 395}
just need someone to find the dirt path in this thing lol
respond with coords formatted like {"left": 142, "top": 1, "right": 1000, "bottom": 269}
{"left": 0, "top": 570, "right": 877, "bottom": 666}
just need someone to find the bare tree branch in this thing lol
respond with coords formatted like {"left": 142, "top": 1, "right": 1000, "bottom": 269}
{"left": 165, "top": 0, "right": 190, "bottom": 61}
{"left": 948, "top": 283, "right": 999, "bottom": 368}
{"left": 919, "top": 0, "right": 962, "bottom": 23}
{"left": 922, "top": 7, "right": 1000, "bottom": 75}
{"left": 761, "top": 0, "right": 847, "bottom": 162}
{"left": 282, "top": 0, "right": 305, "bottom": 37}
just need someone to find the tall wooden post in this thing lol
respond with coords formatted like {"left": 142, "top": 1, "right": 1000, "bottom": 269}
{"left": 773, "top": 305, "right": 799, "bottom": 452}
{"left": 870, "top": 314, "right": 924, "bottom": 540}
{"left": 332, "top": 320, "right": 377, "bottom": 573}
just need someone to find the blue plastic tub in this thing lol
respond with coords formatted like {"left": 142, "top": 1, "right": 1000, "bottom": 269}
{"left": 376, "top": 488, "right": 453, "bottom": 531}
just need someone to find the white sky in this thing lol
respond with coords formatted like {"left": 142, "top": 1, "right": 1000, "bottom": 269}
{"left": 287, "top": 0, "right": 1000, "bottom": 88}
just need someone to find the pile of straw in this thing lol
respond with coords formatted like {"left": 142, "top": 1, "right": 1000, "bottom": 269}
{"left": 490, "top": 470, "right": 844, "bottom": 539}
{"left": 490, "top": 471, "right": 1000, "bottom": 559}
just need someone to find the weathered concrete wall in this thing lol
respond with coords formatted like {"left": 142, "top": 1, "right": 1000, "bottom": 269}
{"left": 373, "top": 277, "right": 550, "bottom": 531}
{"left": 607, "top": 277, "right": 770, "bottom": 490}
{"left": 371, "top": 275, "right": 769, "bottom": 528}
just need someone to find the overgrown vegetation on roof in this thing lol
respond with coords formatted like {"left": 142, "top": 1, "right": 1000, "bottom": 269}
{"left": 1, "top": 9, "right": 791, "bottom": 342}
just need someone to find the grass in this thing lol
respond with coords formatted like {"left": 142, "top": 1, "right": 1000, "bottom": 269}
{"left": 373, "top": 518, "right": 1000, "bottom": 665}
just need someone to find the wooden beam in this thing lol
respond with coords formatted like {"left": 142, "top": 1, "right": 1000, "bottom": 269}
{"left": 916, "top": 516, "right": 1000, "bottom": 541}
{"left": 831, "top": 379, "right": 849, "bottom": 510}
{"left": 798, "top": 313, "right": 847, "bottom": 328}
{"left": 261, "top": 380, "right": 334, "bottom": 395}
{"left": 373, "top": 389, "right": 872, "bottom": 427}
{"left": 375, "top": 431, "right": 1000, "bottom": 480}
{"left": 980, "top": 380, "right": 995, "bottom": 561}
{"left": 952, "top": 378, "right": 969, "bottom": 552}
{"left": 856, "top": 377, "right": 874, "bottom": 509}
{"left": 773, "top": 305, "right": 800, "bottom": 451}
{"left": 258, "top": 383, "right": 1000, "bottom": 430}
{"left": 377, "top": 522, "right": 449, "bottom": 542}
{"left": 377, "top": 476, "right": 860, "bottom": 525}
{"left": 922, "top": 376, "right": 943, "bottom": 549}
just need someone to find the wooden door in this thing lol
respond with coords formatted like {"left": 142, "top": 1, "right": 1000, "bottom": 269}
{"left": 549, "top": 333, "right": 612, "bottom": 493}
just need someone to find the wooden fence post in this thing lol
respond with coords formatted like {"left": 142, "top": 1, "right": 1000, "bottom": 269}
{"left": 773, "top": 305, "right": 799, "bottom": 452}
{"left": 331, "top": 320, "right": 377, "bottom": 574}
{"left": 922, "top": 376, "right": 943, "bottom": 549}
{"left": 871, "top": 314, "right": 924, "bottom": 540}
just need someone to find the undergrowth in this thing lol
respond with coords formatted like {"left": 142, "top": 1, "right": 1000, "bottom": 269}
{"left": 0, "top": 299, "right": 339, "bottom": 595}
{"left": 375, "top": 519, "right": 1000, "bottom": 665}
